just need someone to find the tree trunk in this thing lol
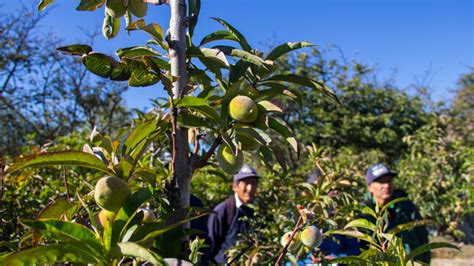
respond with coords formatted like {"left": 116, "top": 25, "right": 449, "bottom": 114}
{"left": 169, "top": 0, "right": 191, "bottom": 210}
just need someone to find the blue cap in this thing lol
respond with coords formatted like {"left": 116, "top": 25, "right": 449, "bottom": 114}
{"left": 234, "top": 165, "right": 259, "bottom": 182}
{"left": 365, "top": 164, "right": 397, "bottom": 184}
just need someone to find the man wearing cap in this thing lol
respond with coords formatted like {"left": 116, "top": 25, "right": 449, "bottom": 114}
{"left": 364, "top": 164, "right": 430, "bottom": 263}
{"left": 207, "top": 165, "right": 259, "bottom": 264}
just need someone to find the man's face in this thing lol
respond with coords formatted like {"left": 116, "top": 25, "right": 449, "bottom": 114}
{"left": 368, "top": 175, "right": 394, "bottom": 205}
{"left": 233, "top": 177, "right": 258, "bottom": 204}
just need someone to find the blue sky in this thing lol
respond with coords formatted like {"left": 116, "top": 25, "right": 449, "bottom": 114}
{"left": 3, "top": 0, "right": 472, "bottom": 109}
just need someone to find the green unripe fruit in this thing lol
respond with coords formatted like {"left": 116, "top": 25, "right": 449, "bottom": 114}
{"left": 139, "top": 208, "right": 157, "bottom": 223}
{"left": 128, "top": 0, "right": 148, "bottom": 18}
{"left": 216, "top": 144, "right": 244, "bottom": 174}
{"left": 300, "top": 226, "right": 322, "bottom": 248}
{"left": 229, "top": 95, "right": 258, "bottom": 123}
{"left": 105, "top": 0, "right": 126, "bottom": 18}
{"left": 94, "top": 176, "right": 131, "bottom": 212}
{"left": 236, "top": 133, "right": 260, "bottom": 151}
{"left": 280, "top": 231, "right": 301, "bottom": 252}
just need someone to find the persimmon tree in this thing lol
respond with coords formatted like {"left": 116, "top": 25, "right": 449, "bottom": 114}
{"left": 1, "top": 0, "right": 338, "bottom": 264}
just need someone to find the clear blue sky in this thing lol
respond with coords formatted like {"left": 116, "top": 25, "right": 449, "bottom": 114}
{"left": 3, "top": 0, "right": 473, "bottom": 109}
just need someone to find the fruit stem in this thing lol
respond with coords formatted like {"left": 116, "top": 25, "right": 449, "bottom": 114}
{"left": 275, "top": 215, "right": 303, "bottom": 266}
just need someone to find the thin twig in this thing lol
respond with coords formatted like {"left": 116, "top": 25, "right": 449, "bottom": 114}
{"left": 275, "top": 216, "right": 303, "bottom": 266}
{"left": 191, "top": 136, "right": 222, "bottom": 171}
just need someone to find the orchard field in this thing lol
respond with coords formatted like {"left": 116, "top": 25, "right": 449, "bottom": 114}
{"left": 0, "top": 1, "right": 472, "bottom": 265}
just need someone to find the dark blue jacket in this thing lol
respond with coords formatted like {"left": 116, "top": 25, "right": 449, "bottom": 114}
{"left": 207, "top": 196, "right": 253, "bottom": 264}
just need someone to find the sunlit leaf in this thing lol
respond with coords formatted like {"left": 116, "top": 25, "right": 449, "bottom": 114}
{"left": 328, "top": 256, "right": 368, "bottom": 265}
{"left": 116, "top": 46, "right": 162, "bottom": 59}
{"left": 344, "top": 218, "right": 376, "bottom": 232}
{"left": 213, "top": 45, "right": 267, "bottom": 69}
{"left": 5, "top": 151, "right": 111, "bottom": 175}
{"left": 128, "top": 61, "right": 160, "bottom": 87}
{"left": 111, "top": 242, "right": 163, "bottom": 265}
{"left": 210, "top": 17, "right": 251, "bottom": 51}
{"left": 264, "top": 74, "right": 340, "bottom": 104}
{"left": 38, "top": 0, "right": 55, "bottom": 11}
{"left": 326, "top": 229, "right": 373, "bottom": 243}
{"left": 126, "top": 20, "right": 167, "bottom": 50}
{"left": 36, "top": 197, "right": 75, "bottom": 220}
{"left": 406, "top": 242, "right": 460, "bottom": 263}
{"left": 199, "top": 30, "right": 239, "bottom": 46}
{"left": 22, "top": 219, "right": 103, "bottom": 259}
{"left": 57, "top": 44, "right": 92, "bottom": 56}
{"left": 188, "top": 0, "right": 201, "bottom": 37}
{"left": 1, "top": 244, "right": 97, "bottom": 264}
{"left": 76, "top": 0, "right": 105, "bottom": 11}
{"left": 176, "top": 96, "right": 221, "bottom": 123}
{"left": 258, "top": 100, "right": 283, "bottom": 113}
{"left": 265, "top": 42, "right": 315, "bottom": 60}
{"left": 82, "top": 53, "right": 116, "bottom": 78}
{"left": 123, "top": 119, "right": 161, "bottom": 155}
{"left": 388, "top": 220, "right": 433, "bottom": 235}
{"left": 380, "top": 197, "right": 408, "bottom": 215}
{"left": 187, "top": 46, "right": 229, "bottom": 68}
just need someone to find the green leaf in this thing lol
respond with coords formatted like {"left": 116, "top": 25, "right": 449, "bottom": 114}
{"left": 178, "top": 113, "right": 214, "bottom": 128}
{"left": 270, "top": 144, "right": 288, "bottom": 172}
{"left": 188, "top": 0, "right": 201, "bottom": 37}
{"left": 128, "top": 61, "right": 160, "bottom": 87}
{"left": 126, "top": 20, "right": 167, "bottom": 50}
{"left": 199, "top": 30, "right": 239, "bottom": 46}
{"left": 326, "top": 229, "right": 373, "bottom": 243}
{"left": 264, "top": 74, "right": 340, "bottom": 104}
{"left": 265, "top": 42, "right": 315, "bottom": 61}
{"left": 235, "top": 127, "right": 271, "bottom": 146}
{"left": 176, "top": 96, "right": 221, "bottom": 123}
{"left": 388, "top": 219, "right": 433, "bottom": 235}
{"left": 210, "top": 17, "right": 251, "bottom": 51}
{"left": 111, "top": 242, "right": 163, "bottom": 265}
{"left": 213, "top": 45, "right": 267, "bottom": 69}
{"left": 122, "top": 188, "right": 153, "bottom": 218}
{"left": 342, "top": 205, "right": 377, "bottom": 219}
{"left": 406, "top": 242, "right": 460, "bottom": 263}
{"left": 1, "top": 244, "right": 97, "bottom": 264}
{"left": 328, "top": 256, "right": 368, "bottom": 265}
{"left": 268, "top": 117, "right": 298, "bottom": 153}
{"left": 112, "top": 188, "right": 153, "bottom": 246}
{"left": 57, "top": 44, "right": 92, "bottom": 56}
{"left": 38, "top": 0, "right": 55, "bottom": 11}
{"left": 187, "top": 46, "right": 229, "bottom": 68}
{"left": 258, "top": 100, "right": 283, "bottom": 113}
{"left": 22, "top": 219, "right": 103, "bottom": 258}
{"left": 133, "top": 208, "right": 211, "bottom": 244}
{"left": 344, "top": 218, "right": 376, "bottom": 232}
{"left": 229, "top": 60, "right": 251, "bottom": 83}
{"left": 123, "top": 119, "right": 160, "bottom": 155}
{"left": 76, "top": 0, "right": 105, "bottom": 11}
{"left": 109, "top": 62, "right": 132, "bottom": 81}
{"left": 36, "top": 197, "right": 75, "bottom": 219}
{"left": 114, "top": 155, "right": 134, "bottom": 179}
{"left": 116, "top": 46, "right": 162, "bottom": 59}
{"left": 82, "top": 53, "right": 116, "bottom": 78}
{"left": 259, "top": 82, "right": 303, "bottom": 106}
{"left": 380, "top": 197, "right": 408, "bottom": 215}
{"left": 5, "top": 151, "right": 111, "bottom": 175}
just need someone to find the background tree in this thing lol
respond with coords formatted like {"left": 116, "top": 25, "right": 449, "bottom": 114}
{"left": 0, "top": 6, "right": 130, "bottom": 156}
